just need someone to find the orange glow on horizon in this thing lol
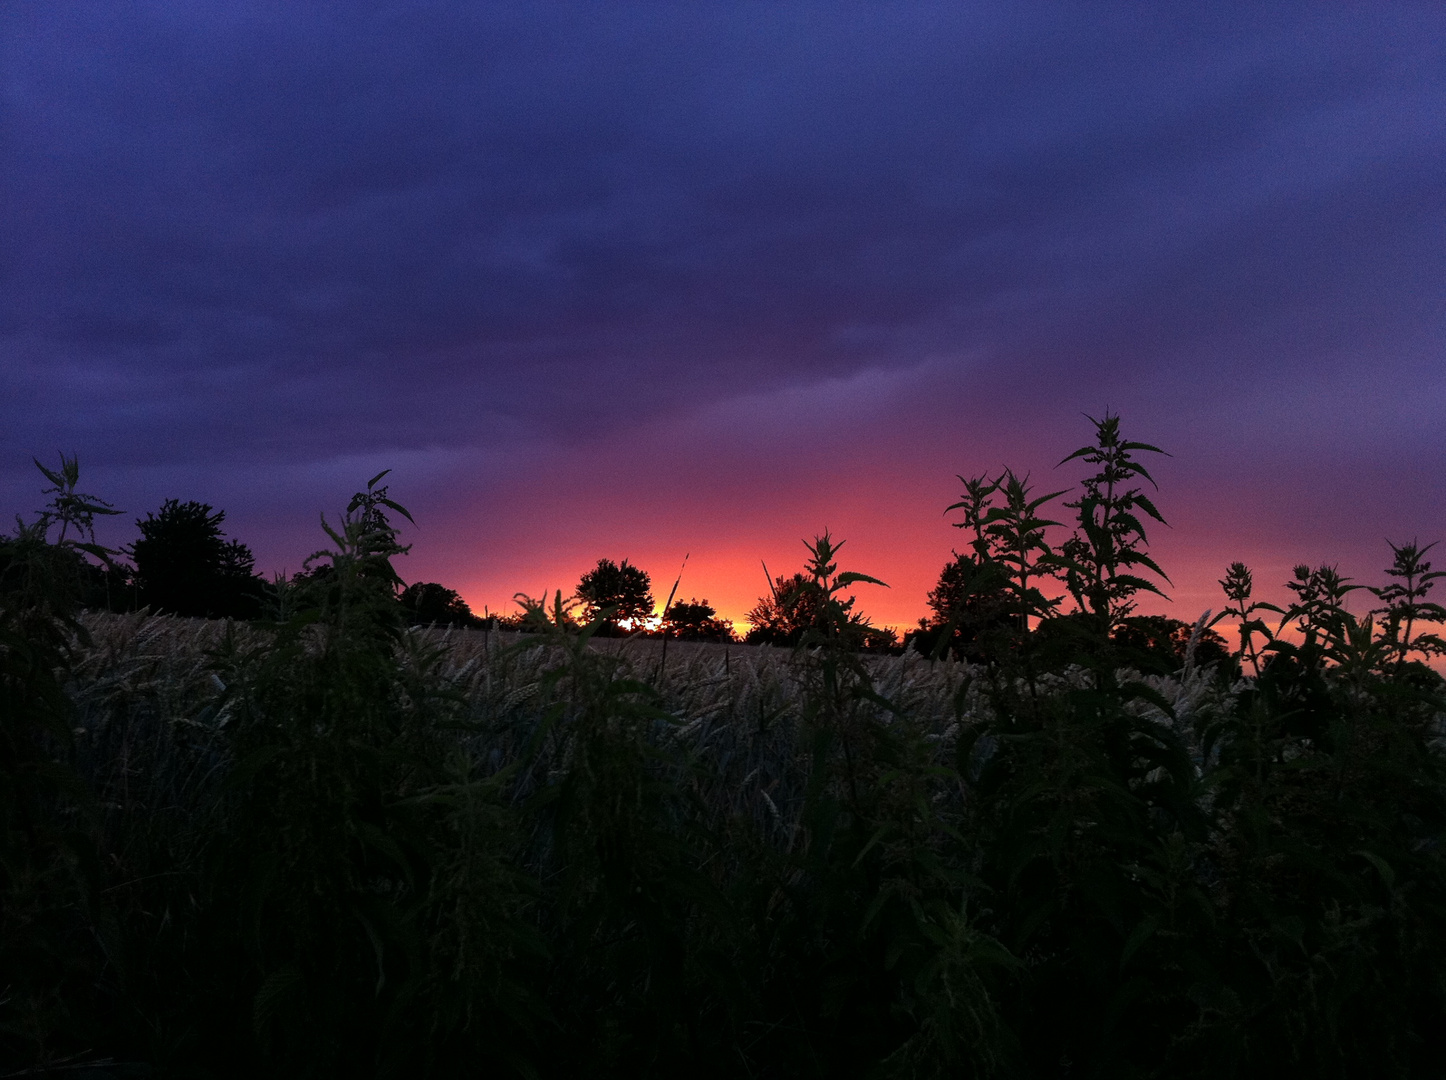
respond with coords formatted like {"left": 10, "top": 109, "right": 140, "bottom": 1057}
{"left": 394, "top": 392, "right": 1444, "bottom": 657}
{"left": 450, "top": 533, "right": 1432, "bottom": 648}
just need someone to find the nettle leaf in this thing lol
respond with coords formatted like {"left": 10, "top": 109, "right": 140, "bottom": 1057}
{"left": 33, "top": 456, "right": 70, "bottom": 489}
{"left": 1133, "top": 493, "right": 1166, "bottom": 524}
{"left": 1110, "top": 575, "right": 1169, "bottom": 599}
{"left": 1129, "top": 553, "right": 1172, "bottom": 582}
{"left": 834, "top": 571, "right": 889, "bottom": 589}
{"left": 377, "top": 498, "right": 416, "bottom": 525}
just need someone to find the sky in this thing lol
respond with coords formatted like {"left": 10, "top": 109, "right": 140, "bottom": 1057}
{"left": 3, "top": 1, "right": 1444, "bottom": 632}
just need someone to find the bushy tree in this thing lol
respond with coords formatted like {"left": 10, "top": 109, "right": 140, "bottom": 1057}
{"left": 745, "top": 538, "right": 889, "bottom": 649}
{"left": 911, "top": 551, "right": 1016, "bottom": 659}
{"left": 660, "top": 597, "right": 734, "bottom": 642}
{"left": 744, "top": 572, "right": 816, "bottom": 645}
{"left": 1110, "top": 614, "right": 1231, "bottom": 673}
{"left": 400, "top": 581, "right": 478, "bottom": 628}
{"left": 576, "top": 558, "right": 653, "bottom": 633}
{"left": 129, "top": 499, "right": 264, "bottom": 618}
{"left": 857, "top": 624, "right": 899, "bottom": 652}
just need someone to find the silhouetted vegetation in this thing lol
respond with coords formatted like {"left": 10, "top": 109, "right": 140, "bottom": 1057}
{"left": 1111, "top": 612, "right": 1233, "bottom": 672}
{"left": 399, "top": 580, "right": 480, "bottom": 627}
{"left": 659, "top": 597, "right": 735, "bottom": 641}
{"left": 576, "top": 557, "right": 654, "bottom": 634}
{"left": 130, "top": 499, "right": 266, "bottom": 619}
{"left": 908, "top": 549, "right": 1016, "bottom": 661}
{"left": 3, "top": 417, "right": 1445, "bottom": 1078}
{"left": 744, "top": 570, "right": 818, "bottom": 644}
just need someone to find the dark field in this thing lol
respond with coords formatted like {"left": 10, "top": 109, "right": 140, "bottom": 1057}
{"left": 6, "top": 426, "right": 1446, "bottom": 1078}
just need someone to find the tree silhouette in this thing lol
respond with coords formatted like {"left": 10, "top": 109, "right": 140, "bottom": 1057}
{"left": 400, "top": 582, "right": 478, "bottom": 628}
{"left": 910, "top": 551, "right": 1017, "bottom": 659}
{"left": 1110, "top": 614, "right": 1232, "bottom": 673}
{"left": 744, "top": 572, "right": 817, "bottom": 645}
{"left": 129, "top": 499, "right": 264, "bottom": 618}
{"left": 661, "top": 598, "right": 735, "bottom": 642}
{"left": 576, "top": 558, "right": 654, "bottom": 633}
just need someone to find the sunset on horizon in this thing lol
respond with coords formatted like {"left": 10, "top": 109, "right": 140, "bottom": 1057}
{"left": 7, "top": 5, "right": 1446, "bottom": 1074}
{"left": 4, "top": 2, "right": 1442, "bottom": 637}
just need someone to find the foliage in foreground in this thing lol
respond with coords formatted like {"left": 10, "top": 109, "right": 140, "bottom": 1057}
{"left": 2, "top": 426, "right": 1445, "bottom": 1078}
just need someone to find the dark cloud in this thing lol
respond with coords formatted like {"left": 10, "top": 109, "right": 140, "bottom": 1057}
{"left": 2, "top": 1, "right": 1443, "bottom": 608}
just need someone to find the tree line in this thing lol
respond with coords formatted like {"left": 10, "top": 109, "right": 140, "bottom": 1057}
{"left": 35, "top": 456, "right": 1240, "bottom": 666}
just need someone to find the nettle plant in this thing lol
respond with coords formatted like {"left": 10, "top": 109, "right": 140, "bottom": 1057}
{"left": 1218, "top": 547, "right": 1446, "bottom": 688}
{"left": 946, "top": 469, "right": 1066, "bottom": 636}
{"left": 1054, "top": 413, "right": 1171, "bottom": 638}
{"left": 1373, "top": 540, "right": 1446, "bottom": 670}
{"left": 941, "top": 412, "right": 1173, "bottom": 677}
{"left": 1217, "top": 561, "right": 1281, "bottom": 678}
{"left": 789, "top": 532, "right": 892, "bottom": 776}
{"left": 0, "top": 455, "right": 123, "bottom": 1068}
